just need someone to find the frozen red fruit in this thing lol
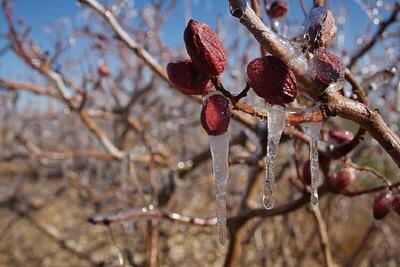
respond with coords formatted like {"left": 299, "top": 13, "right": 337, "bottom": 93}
{"left": 166, "top": 60, "right": 213, "bottom": 95}
{"left": 247, "top": 56, "right": 297, "bottom": 106}
{"left": 268, "top": 1, "right": 289, "bottom": 19}
{"left": 304, "top": 7, "right": 337, "bottom": 51}
{"left": 329, "top": 129, "right": 354, "bottom": 144}
{"left": 392, "top": 195, "right": 400, "bottom": 216}
{"left": 373, "top": 191, "right": 393, "bottom": 220}
{"left": 98, "top": 65, "right": 110, "bottom": 76}
{"left": 311, "top": 52, "right": 345, "bottom": 87}
{"left": 184, "top": 19, "right": 227, "bottom": 77}
{"left": 330, "top": 168, "right": 355, "bottom": 192}
{"left": 201, "top": 94, "right": 230, "bottom": 135}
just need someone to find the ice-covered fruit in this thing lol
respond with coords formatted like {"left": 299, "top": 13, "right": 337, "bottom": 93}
{"left": 166, "top": 60, "right": 213, "bottom": 95}
{"left": 373, "top": 191, "right": 393, "bottom": 220}
{"left": 247, "top": 56, "right": 297, "bottom": 106}
{"left": 98, "top": 65, "right": 110, "bottom": 77}
{"left": 304, "top": 7, "right": 337, "bottom": 51}
{"left": 329, "top": 128, "right": 354, "bottom": 144}
{"left": 267, "top": 1, "right": 289, "bottom": 19}
{"left": 330, "top": 168, "right": 355, "bottom": 192}
{"left": 184, "top": 19, "right": 227, "bottom": 77}
{"left": 201, "top": 94, "right": 230, "bottom": 135}
{"left": 311, "top": 52, "right": 345, "bottom": 86}
{"left": 392, "top": 195, "right": 400, "bottom": 216}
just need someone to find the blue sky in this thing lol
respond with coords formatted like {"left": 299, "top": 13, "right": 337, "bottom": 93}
{"left": 0, "top": 0, "right": 397, "bottom": 80}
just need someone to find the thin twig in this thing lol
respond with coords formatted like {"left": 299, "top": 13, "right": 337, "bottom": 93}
{"left": 311, "top": 205, "right": 334, "bottom": 267}
{"left": 348, "top": 3, "right": 400, "bottom": 68}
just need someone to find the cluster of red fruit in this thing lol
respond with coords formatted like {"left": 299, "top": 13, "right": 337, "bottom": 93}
{"left": 166, "top": 18, "right": 299, "bottom": 136}
{"left": 167, "top": 1, "right": 346, "bottom": 138}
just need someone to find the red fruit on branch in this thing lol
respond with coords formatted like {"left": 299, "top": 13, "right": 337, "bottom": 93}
{"left": 330, "top": 168, "right": 355, "bottom": 192}
{"left": 98, "top": 65, "right": 110, "bottom": 77}
{"left": 329, "top": 128, "right": 354, "bottom": 144}
{"left": 267, "top": 1, "right": 289, "bottom": 19}
{"left": 201, "top": 94, "right": 230, "bottom": 135}
{"left": 184, "top": 19, "right": 227, "bottom": 77}
{"left": 311, "top": 51, "right": 345, "bottom": 87}
{"left": 373, "top": 191, "right": 393, "bottom": 220}
{"left": 304, "top": 7, "right": 337, "bottom": 51}
{"left": 392, "top": 195, "right": 400, "bottom": 216}
{"left": 247, "top": 56, "right": 297, "bottom": 106}
{"left": 166, "top": 60, "right": 213, "bottom": 95}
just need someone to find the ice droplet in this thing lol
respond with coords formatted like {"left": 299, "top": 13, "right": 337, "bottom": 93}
{"left": 263, "top": 105, "right": 286, "bottom": 209}
{"left": 302, "top": 121, "right": 323, "bottom": 207}
{"left": 208, "top": 132, "right": 229, "bottom": 245}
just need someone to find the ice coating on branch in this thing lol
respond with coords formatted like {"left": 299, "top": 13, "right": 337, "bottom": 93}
{"left": 208, "top": 133, "right": 229, "bottom": 245}
{"left": 263, "top": 105, "right": 286, "bottom": 209}
{"left": 302, "top": 121, "right": 323, "bottom": 207}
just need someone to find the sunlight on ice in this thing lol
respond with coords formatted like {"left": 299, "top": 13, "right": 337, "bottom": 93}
{"left": 263, "top": 105, "right": 286, "bottom": 210}
{"left": 209, "top": 132, "right": 229, "bottom": 245}
{"left": 302, "top": 121, "right": 323, "bottom": 207}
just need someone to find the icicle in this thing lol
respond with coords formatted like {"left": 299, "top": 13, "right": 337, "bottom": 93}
{"left": 208, "top": 132, "right": 229, "bottom": 245}
{"left": 264, "top": 105, "right": 286, "bottom": 210}
{"left": 302, "top": 121, "right": 323, "bottom": 207}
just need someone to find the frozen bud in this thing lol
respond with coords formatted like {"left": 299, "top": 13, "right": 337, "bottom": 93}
{"left": 98, "top": 65, "right": 110, "bottom": 77}
{"left": 201, "top": 94, "right": 230, "bottom": 135}
{"left": 167, "top": 60, "right": 213, "bottom": 95}
{"left": 330, "top": 168, "right": 355, "bottom": 192}
{"left": 247, "top": 56, "right": 297, "bottom": 106}
{"left": 267, "top": 1, "right": 289, "bottom": 19}
{"left": 373, "top": 191, "right": 393, "bottom": 220}
{"left": 311, "top": 51, "right": 345, "bottom": 87}
{"left": 329, "top": 128, "right": 354, "bottom": 144}
{"left": 392, "top": 195, "right": 400, "bottom": 216}
{"left": 184, "top": 19, "right": 227, "bottom": 77}
{"left": 304, "top": 7, "right": 337, "bottom": 51}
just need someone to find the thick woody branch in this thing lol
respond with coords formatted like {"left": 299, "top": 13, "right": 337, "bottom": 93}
{"left": 323, "top": 88, "right": 400, "bottom": 167}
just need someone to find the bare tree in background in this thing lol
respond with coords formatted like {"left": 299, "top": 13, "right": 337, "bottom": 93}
{"left": 0, "top": 0, "right": 400, "bottom": 266}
